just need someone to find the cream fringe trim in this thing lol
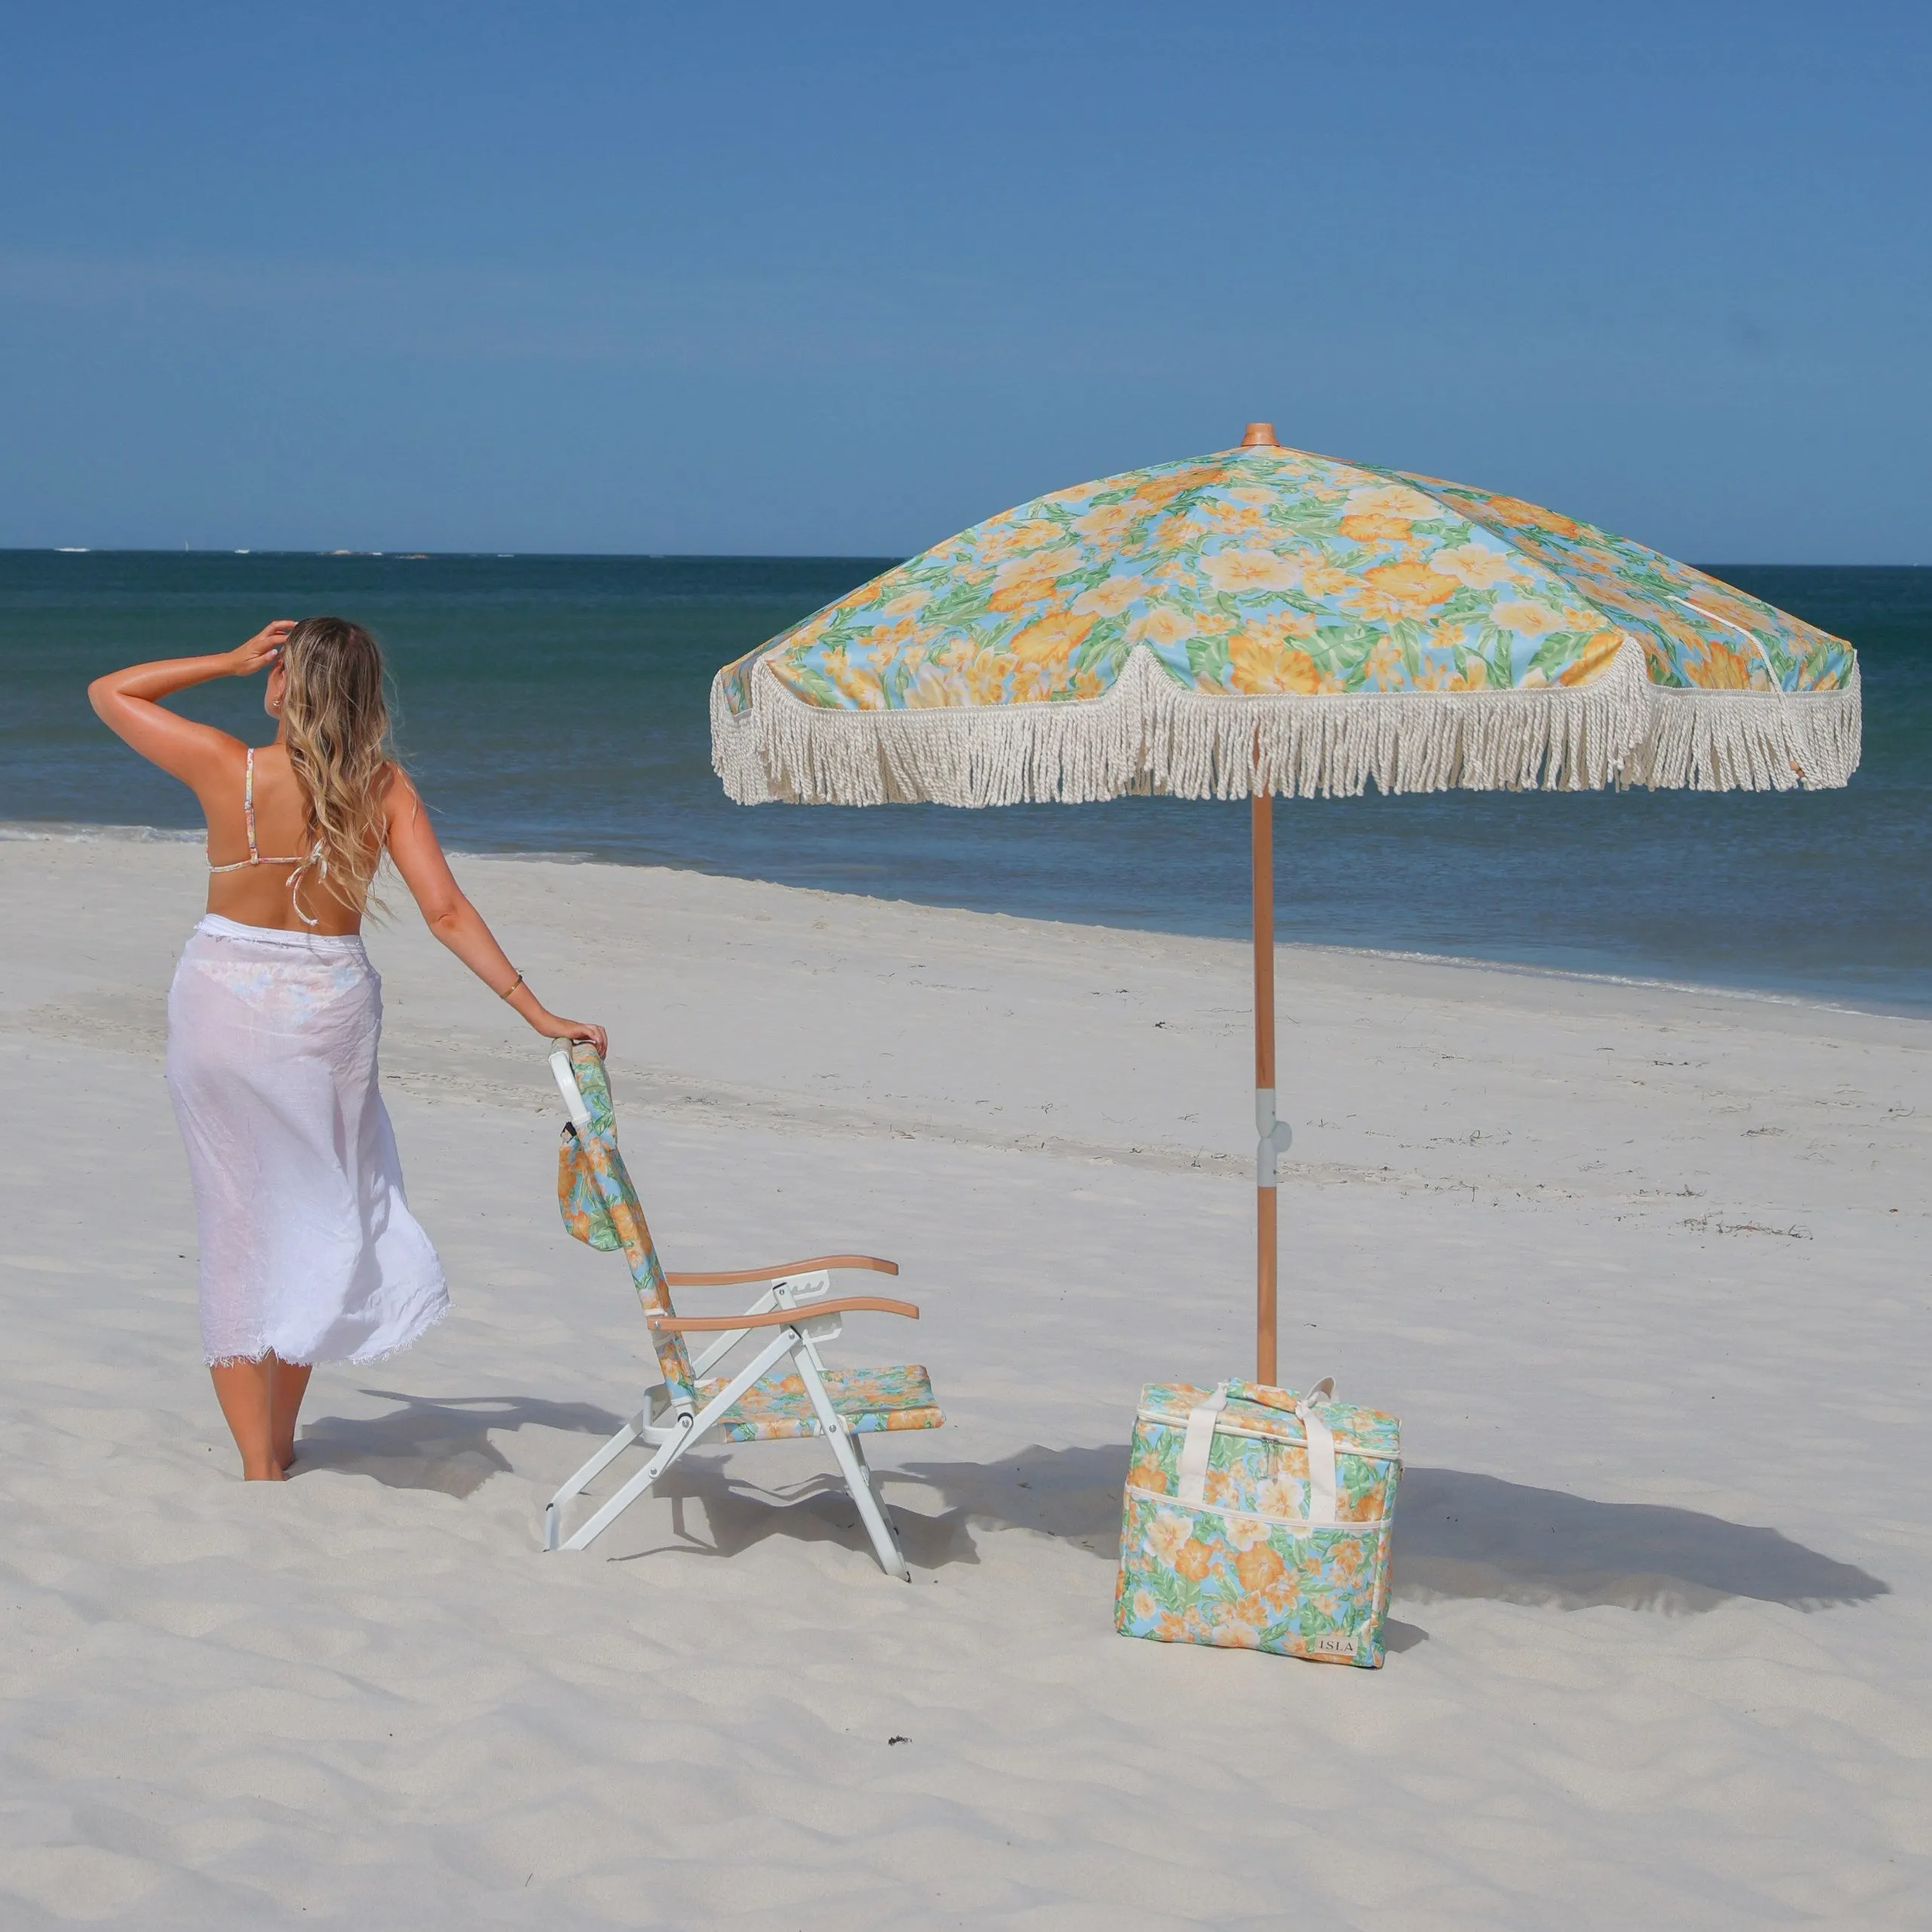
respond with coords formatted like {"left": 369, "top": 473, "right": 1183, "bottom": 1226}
{"left": 711, "top": 639, "right": 1862, "bottom": 806}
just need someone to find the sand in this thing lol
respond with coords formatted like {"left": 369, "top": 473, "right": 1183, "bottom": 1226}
{"left": 0, "top": 829, "right": 1927, "bottom": 1928}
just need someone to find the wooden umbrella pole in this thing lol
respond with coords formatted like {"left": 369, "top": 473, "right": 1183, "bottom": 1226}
{"left": 1252, "top": 789, "right": 1280, "bottom": 1387}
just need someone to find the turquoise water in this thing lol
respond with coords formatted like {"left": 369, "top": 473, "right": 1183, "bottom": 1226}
{"left": 3, "top": 551, "right": 1927, "bottom": 1012}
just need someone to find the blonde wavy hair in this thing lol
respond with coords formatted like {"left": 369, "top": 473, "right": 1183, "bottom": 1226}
{"left": 279, "top": 617, "right": 399, "bottom": 917}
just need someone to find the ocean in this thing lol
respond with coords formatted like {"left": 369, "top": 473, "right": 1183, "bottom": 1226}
{"left": 3, "top": 551, "right": 1927, "bottom": 1014}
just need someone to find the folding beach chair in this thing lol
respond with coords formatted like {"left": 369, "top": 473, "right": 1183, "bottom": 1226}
{"left": 542, "top": 1044, "right": 943, "bottom": 1577}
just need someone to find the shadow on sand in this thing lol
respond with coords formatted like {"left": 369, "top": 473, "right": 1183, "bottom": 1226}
{"left": 1392, "top": 1467, "right": 1888, "bottom": 1613}
{"left": 295, "top": 1402, "right": 1888, "bottom": 1614}
{"left": 295, "top": 1390, "right": 627, "bottom": 1500}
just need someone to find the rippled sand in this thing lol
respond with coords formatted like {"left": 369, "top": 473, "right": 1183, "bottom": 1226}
{"left": 2, "top": 835, "right": 1926, "bottom": 1927}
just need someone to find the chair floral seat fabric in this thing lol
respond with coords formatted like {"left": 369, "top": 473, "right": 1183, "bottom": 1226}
{"left": 695, "top": 1363, "right": 944, "bottom": 1443}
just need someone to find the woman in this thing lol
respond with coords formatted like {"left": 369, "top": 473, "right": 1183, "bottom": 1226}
{"left": 90, "top": 616, "right": 606, "bottom": 1482}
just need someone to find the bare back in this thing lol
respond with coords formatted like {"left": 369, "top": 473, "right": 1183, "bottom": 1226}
{"left": 204, "top": 742, "right": 380, "bottom": 937}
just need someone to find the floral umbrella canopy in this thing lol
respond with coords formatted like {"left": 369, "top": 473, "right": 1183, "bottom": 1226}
{"left": 713, "top": 425, "right": 1861, "bottom": 1379}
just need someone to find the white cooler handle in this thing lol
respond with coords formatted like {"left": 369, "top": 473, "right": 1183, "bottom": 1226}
{"left": 1174, "top": 1375, "right": 1338, "bottom": 1525}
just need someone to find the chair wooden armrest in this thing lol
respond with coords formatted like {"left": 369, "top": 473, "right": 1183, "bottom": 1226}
{"left": 648, "top": 1296, "right": 919, "bottom": 1332}
{"left": 662, "top": 1254, "right": 899, "bottom": 1288}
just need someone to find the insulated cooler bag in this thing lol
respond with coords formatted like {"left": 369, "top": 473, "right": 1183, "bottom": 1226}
{"left": 1115, "top": 1378, "right": 1401, "bottom": 1666}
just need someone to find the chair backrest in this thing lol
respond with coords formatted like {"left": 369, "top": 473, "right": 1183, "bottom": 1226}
{"left": 554, "top": 1044, "right": 696, "bottom": 1403}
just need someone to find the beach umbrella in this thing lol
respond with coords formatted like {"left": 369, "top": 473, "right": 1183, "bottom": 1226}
{"left": 711, "top": 425, "right": 1861, "bottom": 1383}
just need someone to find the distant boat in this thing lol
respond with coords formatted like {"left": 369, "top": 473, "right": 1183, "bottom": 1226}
{"left": 55, "top": 546, "right": 89, "bottom": 554}
{"left": 234, "top": 548, "right": 251, "bottom": 555}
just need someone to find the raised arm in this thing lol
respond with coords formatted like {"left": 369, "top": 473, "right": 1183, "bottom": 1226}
{"left": 383, "top": 770, "right": 608, "bottom": 1055}
{"left": 87, "top": 621, "right": 292, "bottom": 792}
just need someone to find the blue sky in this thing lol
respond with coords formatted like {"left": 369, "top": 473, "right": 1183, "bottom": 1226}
{"left": 2, "top": 2, "right": 1925, "bottom": 559}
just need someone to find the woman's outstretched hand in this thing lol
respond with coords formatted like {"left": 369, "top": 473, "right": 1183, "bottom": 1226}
{"left": 532, "top": 1011, "right": 609, "bottom": 1058}
{"left": 227, "top": 621, "right": 296, "bottom": 677}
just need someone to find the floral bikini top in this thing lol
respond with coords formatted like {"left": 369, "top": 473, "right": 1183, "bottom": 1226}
{"left": 207, "top": 747, "right": 326, "bottom": 926}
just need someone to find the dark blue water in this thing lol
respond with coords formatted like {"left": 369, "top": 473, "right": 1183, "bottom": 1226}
{"left": 3, "top": 551, "right": 1927, "bottom": 1012}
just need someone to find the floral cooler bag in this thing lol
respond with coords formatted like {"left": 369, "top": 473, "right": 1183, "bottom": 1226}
{"left": 1115, "top": 1378, "right": 1401, "bottom": 1667}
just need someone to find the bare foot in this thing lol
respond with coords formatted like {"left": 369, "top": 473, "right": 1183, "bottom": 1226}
{"left": 241, "top": 1461, "right": 286, "bottom": 1482}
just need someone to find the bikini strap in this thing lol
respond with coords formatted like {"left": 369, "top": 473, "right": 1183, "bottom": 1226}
{"left": 243, "top": 747, "right": 260, "bottom": 865}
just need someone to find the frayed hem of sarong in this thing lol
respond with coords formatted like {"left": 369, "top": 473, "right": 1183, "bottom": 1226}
{"left": 203, "top": 1290, "right": 450, "bottom": 1371}
{"left": 339, "top": 1296, "right": 450, "bottom": 1366}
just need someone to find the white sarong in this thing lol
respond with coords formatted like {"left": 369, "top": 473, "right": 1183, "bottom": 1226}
{"left": 166, "top": 914, "right": 449, "bottom": 1366}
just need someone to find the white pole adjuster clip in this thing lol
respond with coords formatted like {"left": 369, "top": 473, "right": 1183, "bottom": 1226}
{"left": 1256, "top": 1087, "right": 1293, "bottom": 1187}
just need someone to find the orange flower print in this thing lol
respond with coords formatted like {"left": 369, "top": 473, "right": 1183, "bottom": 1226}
{"left": 1202, "top": 1468, "right": 1238, "bottom": 1506}
{"left": 1480, "top": 493, "right": 1585, "bottom": 539}
{"left": 1230, "top": 632, "right": 1328, "bottom": 694}
{"left": 1218, "top": 1611, "right": 1264, "bottom": 1650}
{"left": 1007, "top": 610, "right": 1094, "bottom": 671}
{"left": 1362, "top": 638, "right": 1407, "bottom": 690}
{"left": 1174, "top": 1538, "right": 1214, "bottom": 1583}
{"left": 1202, "top": 548, "right": 1302, "bottom": 596}
{"left": 1489, "top": 599, "right": 1566, "bottom": 638}
{"left": 1130, "top": 465, "right": 1222, "bottom": 511}
{"left": 1253, "top": 1475, "right": 1298, "bottom": 1517}
{"left": 1127, "top": 1459, "right": 1168, "bottom": 1495}
{"left": 1223, "top": 1512, "right": 1273, "bottom": 1552}
{"left": 1132, "top": 1589, "right": 1157, "bottom": 1622}
{"left": 1195, "top": 501, "right": 1270, "bottom": 536}
{"left": 978, "top": 521, "right": 1057, "bottom": 563}
{"left": 1338, "top": 511, "right": 1415, "bottom": 546}
{"left": 822, "top": 645, "right": 884, "bottom": 710}
{"left": 1345, "top": 482, "right": 1441, "bottom": 524}
{"left": 962, "top": 652, "right": 1019, "bottom": 706}
{"left": 1235, "top": 1544, "right": 1286, "bottom": 1592}
{"left": 1125, "top": 606, "right": 1195, "bottom": 650}
{"left": 1431, "top": 541, "right": 1521, "bottom": 591}
{"left": 1555, "top": 630, "right": 1628, "bottom": 686}
{"left": 1070, "top": 574, "right": 1145, "bottom": 618}
{"left": 987, "top": 547, "right": 1085, "bottom": 613}
{"left": 1687, "top": 643, "right": 1756, "bottom": 689}
{"left": 1070, "top": 501, "right": 1144, "bottom": 546}
{"left": 1146, "top": 1512, "right": 1192, "bottom": 1568}
{"left": 1298, "top": 563, "right": 1355, "bottom": 599}
{"left": 1352, "top": 562, "right": 1458, "bottom": 621}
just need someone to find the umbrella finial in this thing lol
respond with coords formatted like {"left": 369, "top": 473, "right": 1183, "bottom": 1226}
{"left": 1241, "top": 422, "right": 1280, "bottom": 447}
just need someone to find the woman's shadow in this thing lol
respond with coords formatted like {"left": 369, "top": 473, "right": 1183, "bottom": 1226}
{"left": 293, "top": 1390, "right": 626, "bottom": 1499}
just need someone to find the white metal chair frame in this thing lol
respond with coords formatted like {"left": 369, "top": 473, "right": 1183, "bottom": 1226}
{"left": 542, "top": 1048, "right": 922, "bottom": 1579}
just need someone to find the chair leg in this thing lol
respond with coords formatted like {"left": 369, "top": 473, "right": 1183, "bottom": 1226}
{"left": 555, "top": 1331, "right": 798, "bottom": 1553}
{"left": 559, "top": 1415, "right": 695, "bottom": 1552}
{"left": 835, "top": 1428, "right": 912, "bottom": 1582}
{"left": 544, "top": 1408, "right": 650, "bottom": 1551}
{"left": 795, "top": 1357, "right": 911, "bottom": 1581}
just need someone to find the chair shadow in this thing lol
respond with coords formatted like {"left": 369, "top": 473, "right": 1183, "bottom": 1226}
{"left": 294, "top": 1390, "right": 627, "bottom": 1499}
{"left": 608, "top": 1440, "right": 1132, "bottom": 1573}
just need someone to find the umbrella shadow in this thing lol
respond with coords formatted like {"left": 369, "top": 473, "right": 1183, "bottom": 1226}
{"left": 871, "top": 1446, "right": 1886, "bottom": 1616}
{"left": 1393, "top": 1467, "right": 1888, "bottom": 1613}
{"left": 291, "top": 1405, "right": 1884, "bottom": 1617}
{"left": 294, "top": 1390, "right": 626, "bottom": 1499}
